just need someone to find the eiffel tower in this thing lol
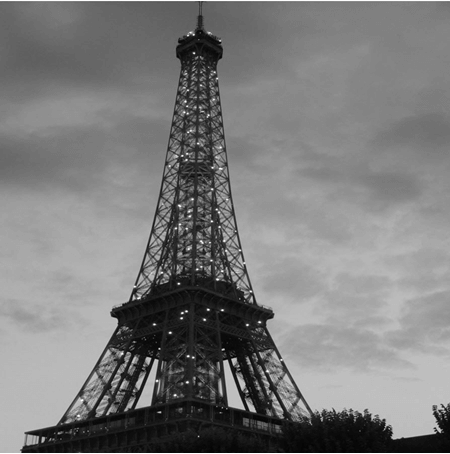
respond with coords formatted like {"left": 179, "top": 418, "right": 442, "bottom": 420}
{"left": 23, "top": 6, "right": 312, "bottom": 453}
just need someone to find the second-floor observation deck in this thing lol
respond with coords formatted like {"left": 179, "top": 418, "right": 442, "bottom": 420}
{"left": 113, "top": 278, "right": 274, "bottom": 329}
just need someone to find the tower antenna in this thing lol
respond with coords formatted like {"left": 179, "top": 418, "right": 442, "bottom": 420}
{"left": 197, "top": 1, "right": 204, "bottom": 30}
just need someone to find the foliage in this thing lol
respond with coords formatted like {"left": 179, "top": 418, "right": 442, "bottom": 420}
{"left": 433, "top": 403, "right": 450, "bottom": 440}
{"left": 281, "top": 408, "right": 393, "bottom": 453}
{"left": 148, "top": 426, "right": 268, "bottom": 453}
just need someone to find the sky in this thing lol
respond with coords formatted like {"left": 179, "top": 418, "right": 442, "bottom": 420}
{"left": 2, "top": 1, "right": 450, "bottom": 451}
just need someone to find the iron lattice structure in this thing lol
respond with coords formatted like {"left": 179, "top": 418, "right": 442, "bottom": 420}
{"left": 23, "top": 11, "right": 312, "bottom": 454}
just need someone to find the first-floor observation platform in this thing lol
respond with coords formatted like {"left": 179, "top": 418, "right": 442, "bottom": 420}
{"left": 50, "top": 275, "right": 309, "bottom": 431}
{"left": 22, "top": 399, "right": 285, "bottom": 453}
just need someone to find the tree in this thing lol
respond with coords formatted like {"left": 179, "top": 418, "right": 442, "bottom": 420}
{"left": 433, "top": 403, "right": 450, "bottom": 440}
{"left": 281, "top": 408, "right": 393, "bottom": 453}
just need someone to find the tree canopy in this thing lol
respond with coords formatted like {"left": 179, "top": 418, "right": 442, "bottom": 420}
{"left": 281, "top": 408, "right": 393, "bottom": 453}
{"left": 433, "top": 403, "right": 450, "bottom": 439}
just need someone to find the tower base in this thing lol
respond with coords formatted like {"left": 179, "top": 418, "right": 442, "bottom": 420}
{"left": 22, "top": 400, "right": 284, "bottom": 453}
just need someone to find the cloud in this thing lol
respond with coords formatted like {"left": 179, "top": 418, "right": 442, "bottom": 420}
{"left": 319, "top": 273, "right": 393, "bottom": 324}
{"left": 298, "top": 155, "right": 423, "bottom": 212}
{"left": 0, "top": 299, "right": 84, "bottom": 333}
{"left": 269, "top": 269, "right": 450, "bottom": 373}
{"left": 279, "top": 323, "right": 413, "bottom": 373}
{"left": 386, "top": 291, "right": 450, "bottom": 355}
{"left": 0, "top": 3, "right": 178, "bottom": 93}
{"left": 373, "top": 112, "right": 450, "bottom": 155}
{"left": 0, "top": 96, "right": 168, "bottom": 194}
{"left": 259, "top": 256, "right": 325, "bottom": 303}
{"left": 358, "top": 170, "right": 423, "bottom": 206}
{"left": 386, "top": 248, "right": 450, "bottom": 293}
{"left": 0, "top": 127, "right": 109, "bottom": 191}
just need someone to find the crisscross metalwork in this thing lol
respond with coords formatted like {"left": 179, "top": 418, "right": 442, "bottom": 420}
{"left": 130, "top": 27, "right": 255, "bottom": 305}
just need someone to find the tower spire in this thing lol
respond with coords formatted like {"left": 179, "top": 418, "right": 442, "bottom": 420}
{"left": 197, "top": 1, "right": 204, "bottom": 31}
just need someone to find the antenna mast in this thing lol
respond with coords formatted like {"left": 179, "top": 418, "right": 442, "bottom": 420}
{"left": 197, "top": 1, "right": 204, "bottom": 30}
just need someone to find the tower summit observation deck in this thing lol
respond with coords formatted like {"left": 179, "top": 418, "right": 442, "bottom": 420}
{"left": 23, "top": 6, "right": 312, "bottom": 452}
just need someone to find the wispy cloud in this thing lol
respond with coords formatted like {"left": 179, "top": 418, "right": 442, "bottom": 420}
{"left": 387, "top": 291, "right": 450, "bottom": 355}
{"left": 279, "top": 323, "right": 414, "bottom": 373}
{"left": 373, "top": 112, "right": 450, "bottom": 155}
{"left": 0, "top": 299, "right": 83, "bottom": 333}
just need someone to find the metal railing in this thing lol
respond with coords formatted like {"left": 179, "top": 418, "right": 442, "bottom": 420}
{"left": 24, "top": 400, "right": 284, "bottom": 448}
